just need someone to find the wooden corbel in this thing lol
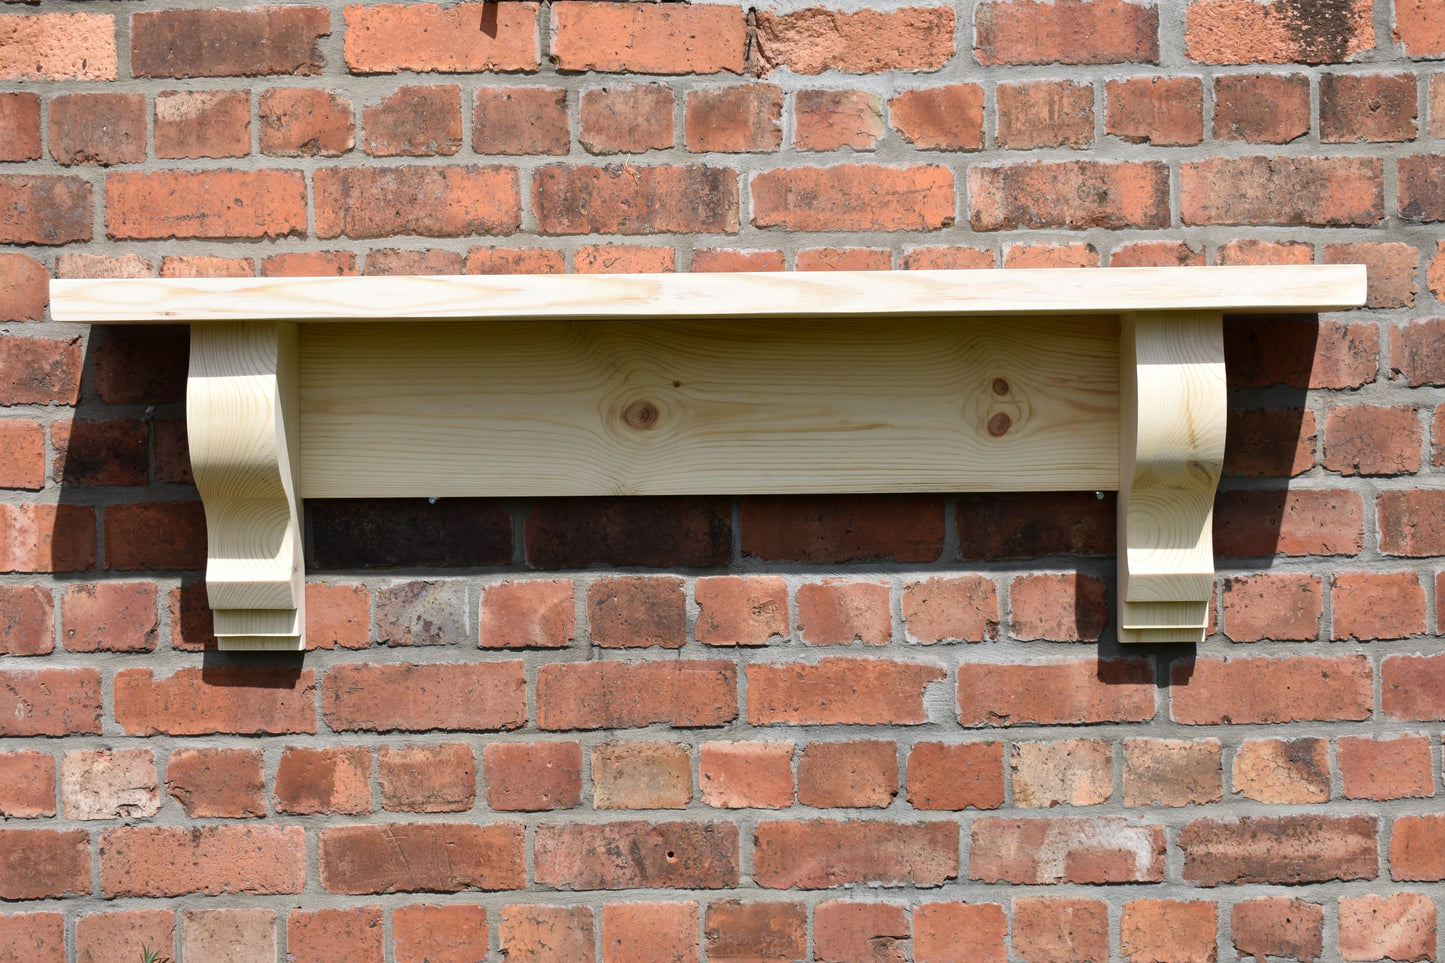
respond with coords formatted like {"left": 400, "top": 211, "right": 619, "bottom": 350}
{"left": 51, "top": 266, "right": 1365, "bottom": 650}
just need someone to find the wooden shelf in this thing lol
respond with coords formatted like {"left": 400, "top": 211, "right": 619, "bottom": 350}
{"left": 52, "top": 266, "right": 1366, "bottom": 650}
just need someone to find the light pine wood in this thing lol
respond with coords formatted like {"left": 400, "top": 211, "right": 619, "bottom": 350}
{"left": 187, "top": 322, "right": 305, "bottom": 651}
{"left": 1117, "top": 311, "right": 1227, "bottom": 644}
{"left": 50, "top": 265, "right": 1367, "bottom": 324}
{"left": 299, "top": 316, "right": 1120, "bottom": 496}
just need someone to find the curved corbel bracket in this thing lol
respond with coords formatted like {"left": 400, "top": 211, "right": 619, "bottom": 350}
{"left": 1118, "top": 311, "right": 1226, "bottom": 644}
{"left": 187, "top": 321, "right": 305, "bottom": 651}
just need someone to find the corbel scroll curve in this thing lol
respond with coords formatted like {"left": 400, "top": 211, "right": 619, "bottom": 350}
{"left": 186, "top": 321, "right": 304, "bottom": 650}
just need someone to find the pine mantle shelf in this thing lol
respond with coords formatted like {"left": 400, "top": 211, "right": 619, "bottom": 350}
{"left": 51, "top": 266, "right": 1366, "bottom": 651}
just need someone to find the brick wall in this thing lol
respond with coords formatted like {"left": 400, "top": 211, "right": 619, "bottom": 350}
{"left": 2, "top": 0, "right": 1444, "bottom": 960}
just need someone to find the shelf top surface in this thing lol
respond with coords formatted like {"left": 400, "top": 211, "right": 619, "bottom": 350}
{"left": 50, "top": 265, "right": 1367, "bottom": 324}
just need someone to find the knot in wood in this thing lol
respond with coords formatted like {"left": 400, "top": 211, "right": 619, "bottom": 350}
{"left": 991, "top": 377, "right": 1010, "bottom": 396}
{"left": 987, "top": 411, "right": 1012, "bottom": 437}
{"left": 622, "top": 399, "right": 660, "bottom": 430}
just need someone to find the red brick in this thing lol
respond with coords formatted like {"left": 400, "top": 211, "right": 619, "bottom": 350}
{"left": 160, "top": 255, "right": 252, "bottom": 278}
{"left": 376, "top": 744, "right": 474, "bottom": 813}
{"left": 0, "top": 12, "right": 115, "bottom": 80}
{"left": 900, "top": 246, "right": 995, "bottom": 270}
{"left": 322, "top": 662, "right": 524, "bottom": 732}
{"left": 373, "top": 579, "right": 468, "bottom": 647}
{"left": 1218, "top": 238, "right": 1314, "bottom": 266}
{"left": 1183, "top": 156, "right": 1383, "bottom": 225}
{"left": 535, "top": 163, "right": 736, "bottom": 235}
{"left": 1398, "top": 0, "right": 1445, "bottom": 56}
{"left": 366, "top": 244, "right": 466, "bottom": 276}
{"left": 1380, "top": 490, "right": 1445, "bottom": 555}
{"left": 581, "top": 84, "right": 672, "bottom": 154}
{"left": 0, "top": 421, "right": 43, "bottom": 491}
{"left": 345, "top": 2, "right": 537, "bottom": 73}
{"left": 102, "top": 825, "right": 303, "bottom": 896}
{"left": 907, "top": 742, "right": 1004, "bottom": 811}
{"left": 751, "top": 165, "right": 953, "bottom": 232}
{"left": 603, "top": 901, "right": 699, "bottom": 963}
{"left": 1392, "top": 814, "right": 1445, "bottom": 880}
{"left": 0, "top": 252, "right": 45, "bottom": 322}
{"left": 133, "top": 6, "right": 326, "bottom": 77}
{"left": 1181, "top": 814, "right": 1376, "bottom": 885}
{"left": 76, "top": 910, "right": 173, "bottom": 963}
{"left": 575, "top": 243, "right": 675, "bottom": 273}
{"left": 971, "top": 160, "right": 1169, "bottom": 230}
{"left": 1435, "top": 410, "right": 1445, "bottom": 470}
{"left": 52, "top": 418, "right": 147, "bottom": 486}
{"left": 102, "top": 501, "right": 205, "bottom": 571}
{"left": 1106, "top": 76, "right": 1203, "bottom": 145}
{"left": 320, "top": 822, "right": 523, "bottom": 894}
{"left": 0, "top": 584, "right": 49, "bottom": 656}
{"left": 915, "top": 902, "right": 1005, "bottom": 963}
{"left": 593, "top": 742, "right": 692, "bottom": 810}
{"left": 1332, "top": 571, "right": 1425, "bottom": 640}
{"left": 363, "top": 85, "right": 460, "bottom": 156}
{"left": 115, "top": 666, "right": 315, "bottom": 736}
{"left": 1213, "top": 73, "right": 1311, "bottom": 142}
{"left": 260, "top": 87, "right": 353, "bottom": 156}
{"left": 165, "top": 748, "right": 264, "bottom": 818}
{"left": 1339, "top": 893, "right": 1436, "bottom": 962}
{"left": 794, "top": 89, "right": 883, "bottom": 151}
{"left": 755, "top": 6, "right": 953, "bottom": 73}
{"left": 467, "top": 246, "right": 564, "bottom": 275}
{"left": 0, "top": 174, "right": 91, "bottom": 244}
{"left": 706, "top": 901, "right": 805, "bottom": 963}
{"left": 537, "top": 660, "right": 737, "bottom": 730}
{"left": 686, "top": 85, "right": 781, "bottom": 153}
{"left": 1392, "top": 317, "right": 1445, "bottom": 387}
{"left": 0, "top": 667, "right": 101, "bottom": 736}
{"left": 0, "top": 914, "right": 63, "bottom": 963}
{"left": 1012, "top": 897, "right": 1108, "bottom": 963}
{"left": 315, "top": 165, "right": 519, "bottom": 239}
{"left": 589, "top": 575, "right": 685, "bottom": 648}
{"left": 902, "top": 575, "right": 998, "bottom": 643}
{"left": 1184, "top": 0, "right": 1373, "bottom": 63}
{"left": 1232, "top": 898, "right": 1323, "bottom": 963}
{"left": 483, "top": 741, "right": 582, "bottom": 811}
{"left": 1322, "top": 73, "right": 1417, "bottom": 142}
{"left": 755, "top": 819, "right": 957, "bottom": 888}
{"left": 499, "top": 905, "right": 592, "bottom": 963}
{"left": 480, "top": 579, "right": 572, "bottom": 649}
{"left": 1400, "top": 154, "right": 1445, "bottom": 223}
{"left": 971, "top": 817, "right": 1165, "bottom": 884}
{"left": 1214, "top": 489, "right": 1364, "bottom": 557}
{"left": 797, "top": 579, "right": 891, "bottom": 645}
{"left": 743, "top": 494, "right": 944, "bottom": 563}
{"left": 1121, "top": 900, "right": 1217, "bottom": 963}
{"left": 1173, "top": 654, "right": 1370, "bottom": 724}
{"left": 797, "top": 740, "right": 897, "bottom": 809}
{"left": 0, "top": 830, "right": 88, "bottom": 900}
{"left": 958, "top": 659, "right": 1155, "bottom": 726}
{"left": 392, "top": 904, "right": 488, "bottom": 963}
{"left": 48, "top": 93, "right": 143, "bottom": 166}
{"left": 814, "top": 901, "right": 907, "bottom": 963}
{"left": 303, "top": 582, "right": 369, "bottom": 650}
{"left": 92, "top": 327, "right": 186, "bottom": 403}
{"left": 1433, "top": 75, "right": 1445, "bottom": 137}
{"left": 1231, "top": 737, "right": 1329, "bottom": 804}
{"left": 166, "top": 582, "right": 215, "bottom": 652}
{"left": 1011, "top": 739, "right": 1112, "bottom": 808}
{"left": 154, "top": 89, "right": 250, "bottom": 159}
{"left": 749, "top": 658, "right": 943, "bottom": 726}
{"left": 1225, "top": 408, "right": 1316, "bottom": 477}
{"left": 1009, "top": 572, "right": 1107, "bottom": 642}
{"left": 0, "top": 93, "right": 39, "bottom": 166}
{"left": 1006, "top": 241, "right": 1101, "bottom": 269}
{"left": 289, "top": 907, "right": 382, "bottom": 963}
{"left": 0, "top": 752, "right": 54, "bottom": 818}
{"left": 54, "top": 252, "right": 152, "bottom": 280}
{"left": 1383, "top": 654, "right": 1445, "bottom": 721}
{"left": 1221, "top": 573, "right": 1322, "bottom": 641}
{"left": 700, "top": 741, "right": 794, "bottom": 809}
{"left": 977, "top": 0, "right": 1157, "bottom": 64}
{"left": 107, "top": 169, "right": 305, "bottom": 240}
{"left": 61, "top": 748, "right": 158, "bottom": 820}
{"left": 183, "top": 909, "right": 276, "bottom": 963}
{"left": 1123, "top": 739, "right": 1222, "bottom": 807}
{"left": 996, "top": 80, "right": 1094, "bottom": 149}
{"left": 273, "top": 746, "right": 370, "bottom": 816}
{"left": 696, "top": 575, "right": 788, "bottom": 646}
{"left": 473, "top": 86, "right": 568, "bottom": 156}
{"left": 958, "top": 492, "right": 1115, "bottom": 559}
{"left": 536, "top": 821, "right": 739, "bottom": 889}
{"left": 0, "top": 503, "right": 94, "bottom": 573}
{"left": 1339, "top": 734, "right": 1433, "bottom": 801}
{"left": 888, "top": 85, "right": 984, "bottom": 150}
{"left": 552, "top": 1, "right": 744, "bottom": 74}
{"left": 1111, "top": 241, "right": 1206, "bottom": 267}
